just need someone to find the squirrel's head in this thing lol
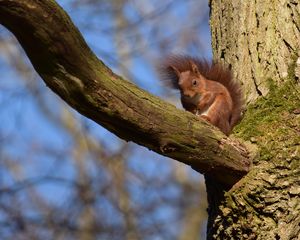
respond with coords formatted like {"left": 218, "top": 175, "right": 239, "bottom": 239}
{"left": 170, "top": 61, "right": 206, "bottom": 102}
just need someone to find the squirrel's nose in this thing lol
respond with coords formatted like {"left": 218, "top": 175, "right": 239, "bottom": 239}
{"left": 182, "top": 92, "right": 197, "bottom": 99}
{"left": 181, "top": 93, "right": 201, "bottom": 105}
{"left": 182, "top": 92, "right": 193, "bottom": 98}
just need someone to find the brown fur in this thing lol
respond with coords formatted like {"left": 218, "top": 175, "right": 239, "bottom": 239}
{"left": 158, "top": 54, "right": 244, "bottom": 135}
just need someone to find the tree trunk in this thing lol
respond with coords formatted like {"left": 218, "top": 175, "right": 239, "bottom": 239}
{"left": 208, "top": 0, "right": 300, "bottom": 239}
{"left": 210, "top": 0, "right": 300, "bottom": 102}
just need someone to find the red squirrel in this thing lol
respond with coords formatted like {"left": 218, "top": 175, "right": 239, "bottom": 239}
{"left": 158, "top": 55, "right": 244, "bottom": 135}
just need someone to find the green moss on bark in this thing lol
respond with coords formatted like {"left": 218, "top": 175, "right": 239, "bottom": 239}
{"left": 234, "top": 78, "right": 300, "bottom": 160}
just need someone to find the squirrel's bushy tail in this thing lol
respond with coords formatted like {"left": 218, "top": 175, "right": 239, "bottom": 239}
{"left": 158, "top": 54, "right": 244, "bottom": 128}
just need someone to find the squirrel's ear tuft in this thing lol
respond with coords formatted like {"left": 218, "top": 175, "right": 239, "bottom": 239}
{"left": 190, "top": 61, "right": 200, "bottom": 75}
{"left": 169, "top": 65, "right": 181, "bottom": 78}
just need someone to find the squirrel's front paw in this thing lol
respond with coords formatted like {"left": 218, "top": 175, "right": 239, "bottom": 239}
{"left": 200, "top": 115, "right": 211, "bottom": 122}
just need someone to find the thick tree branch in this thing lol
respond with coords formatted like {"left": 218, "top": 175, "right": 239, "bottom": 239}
{"left": 0, "top": 0, "right": 251, "bottom": 186}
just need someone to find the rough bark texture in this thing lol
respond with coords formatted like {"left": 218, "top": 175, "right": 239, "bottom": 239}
{"left": 0, "top": 0, "right": 251, "bottom": 187}
{"left": 209, "top": 0, "right": 300, "bottom": 239}
{"left": 211, "top": 0, "right": 300, "bottom": 102}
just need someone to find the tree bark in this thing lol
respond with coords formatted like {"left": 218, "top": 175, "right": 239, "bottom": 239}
{"left": 210, "top": 0, "right": 300, "bottom": 102}
{"left": 208, "top": 0, "right": 300, "bottom": 239}
{"left": 0, "top": 0, "right": 250, "bottom": 187}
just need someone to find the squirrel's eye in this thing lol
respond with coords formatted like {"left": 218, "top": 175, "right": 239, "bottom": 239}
{"left": 192, "top": 79, "right": 198, "bottom": 86}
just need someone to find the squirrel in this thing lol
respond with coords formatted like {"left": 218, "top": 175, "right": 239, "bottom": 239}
{"left": 158, "top": 55, "right": 244, "bottom": 135}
